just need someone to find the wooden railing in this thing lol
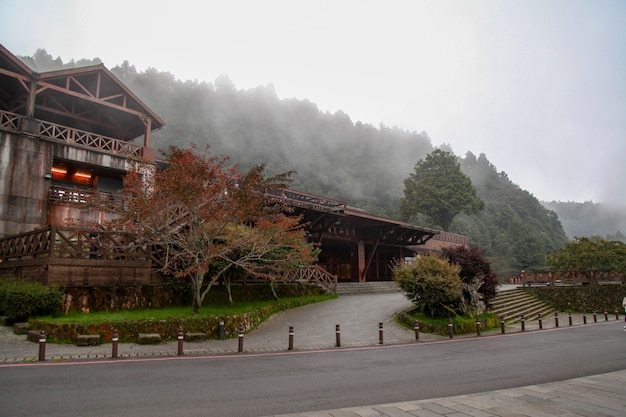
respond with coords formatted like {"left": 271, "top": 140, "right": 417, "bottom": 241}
{"left": 0, "top": 110, "right": 20, "bottom": 131}
{"left": 0, "top": 226, "right": 152, "bottom": 262}
{"left": 509, "top": 270, "right": 625, "bottom": 286}
{"left": 0, "top": 109, "right": 143, "bottom": 159}
{"left": 48, "top": 186, "right": 124, "bottom": 206}
{"left": 280, "top": 265, "right": 338, "bottom": 294}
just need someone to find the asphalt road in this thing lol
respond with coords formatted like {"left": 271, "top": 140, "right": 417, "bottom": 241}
{"left": 1, "top": 321, "right": 624, "bottom": 417}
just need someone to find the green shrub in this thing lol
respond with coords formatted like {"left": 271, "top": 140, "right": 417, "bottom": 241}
{"left": 0, "top": 281, "right": 63, "bottom": 322}
{"left": 394, "top": 255, "right": 463, "bottom": 317}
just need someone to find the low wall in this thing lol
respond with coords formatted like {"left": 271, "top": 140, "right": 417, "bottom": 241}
{"left": 527, "top": 285, "right": 626, "bottom": 313}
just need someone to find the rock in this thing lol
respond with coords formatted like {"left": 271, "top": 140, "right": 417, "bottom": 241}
{"left": 137, "top": 333, "right": 161, "bottom": 344}
{"left": 13, "top": 322, "right": 30, "bottom": 335}
{"left": 76, "top": 334, "right": 101, "bottom": 346}
{"left": 184, "top": 332, "right": 206, "bottom": 342}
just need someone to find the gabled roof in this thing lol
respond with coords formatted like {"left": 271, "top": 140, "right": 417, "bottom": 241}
{"left": 0, "top": 44, "right": 164, "bottom": 141}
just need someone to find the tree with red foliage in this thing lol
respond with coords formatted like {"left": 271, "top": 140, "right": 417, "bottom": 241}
{"left": 441, "top": 245, "right": 499, "bottom": 312}
{"left": 111, "top": 146, "right": 317, "bottom": 312}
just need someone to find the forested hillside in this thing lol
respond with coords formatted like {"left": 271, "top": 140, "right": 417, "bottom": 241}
{"left": 20, "top": 50, "right": 570, "bottom": 274}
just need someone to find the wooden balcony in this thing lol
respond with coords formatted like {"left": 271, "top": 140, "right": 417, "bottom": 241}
{"left": 0, "top": 109, "right": 149, "bottom": 160}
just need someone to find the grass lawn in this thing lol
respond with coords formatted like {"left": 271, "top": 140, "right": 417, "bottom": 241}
{"left": 33, "top": 294, "right": 337, "bottom": 326}
{"left": 398, "top": 311, "right": 500, "bottom": 335}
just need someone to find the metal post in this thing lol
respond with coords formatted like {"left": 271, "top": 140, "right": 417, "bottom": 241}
{"left": 500, "top": 315, "right": 505, "bottom": 334}
{"left": 335, "top": 324, "right": 341, "bottom": 348}
{"left": 448, "top": 318, "right": 453, "bottom": 339}
{"left": 414, "top": 320, "right": 420, "bottom": 341}
{"left": 593, "top": 311, "right": 597, "bottom": 323}
{"left": 288, "top": 326, "right": 294, "bottom": 351}
{"left": 177, "top": 327, "right": 184, "bottom": 356}
{"left": 555, "top": 312, "right": 559, "bottom": 328}
{"left": 218, "top": 320, "right": 225, "bottom": 340}
{"left": 538, "top": 313, "right": 543, "bottom": 330}
{"left": 238, "top": 327, "right": 244, "bottom": 352}
{"left": 583, "top": 313, "right": 587, "bottom": 325}
{"left": 38, "top": 330, "right": 46, "bottom": 362}
{"left": 378, "top": 322, "right": 384, "bottom": 345}
{"left": 604, "top": 311, "right": 608, "bottom": 321}
{"left": 615, "top": 309, "right": 619, "bottom": 321}
{"left": 521, "top": 314, "right": 525, "bottom": 332}
{"left": 112, "top": 329, "right": 119, "bottom": 359}
{"left": 476, "top": 317, "right": 481, "bottom": 336}
{"left": 568, "top": 312, "right": 572, "bottom": 326}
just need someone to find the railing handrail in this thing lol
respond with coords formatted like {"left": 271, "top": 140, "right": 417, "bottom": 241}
{"left": 0, "top": 109, "right": 143, "bottom": 159}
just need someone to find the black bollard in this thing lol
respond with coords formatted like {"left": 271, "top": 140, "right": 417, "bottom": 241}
{"left": 538, "top": 313, "right": 543, "bottom": 330}
{"left": 583, "top": 313, "right": 587, "bottom": 325}
{"left": 615, "top": 309, "right": 620, "bottom": 321}
{"left": 604, "top": 311, "right": 608, "bottom": 321}
{"left": 288, "top": 326, "right": 294, "bottom": 351}
{"left": 378, "top": 322, "right": 384, "bottom": 345}
{"left": 218, "top": 320, "right": 225, "bottom": 340}
{"left": 568, "top": 312, "right": 572, "bottom": 326}
{"left": 335, "top": 324, "right": 341, "bottom": 348}
{"left": 555, "top": 312, "right": 559, "bottom": 328}
{"left": 521, "top": 314, "right": 525, "bottom": 332}
{"left": 448, "top": 318, "right": 453, "bottom": 339}
{"left": 593, "top": 311, "right": 597, "bottom": 323}
{"left": 38, "top": 330, "right": 46, "bottom": 362}
{"left": 177, "top": 327, "right": 184, "bottom": 356}
{"left": 500, "top": 315, "right": 505, "bottom": 334}
{"left": 414, "top": 320, "right": 420, "bottom": 341}
{"left": 238, "top": 327, "right": 244, "bottom": 352}
{"left": 112, "top": 328, "right": 119, "bottom": 359}
{"left": 476, "top": 317, "right": 481, "bottom": 337}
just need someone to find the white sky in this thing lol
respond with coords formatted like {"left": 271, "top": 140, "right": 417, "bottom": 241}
{"left": 1, "top": 0, "right": 625, "bottom": 204}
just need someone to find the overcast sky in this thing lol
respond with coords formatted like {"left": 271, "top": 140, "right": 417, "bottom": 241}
{"left": 1, "top": 0, "right": 624, "bottom": 205}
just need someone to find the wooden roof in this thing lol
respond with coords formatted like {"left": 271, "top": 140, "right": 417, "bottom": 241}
{"left": 272, "top": 189, "right": 439, "bottom": 247}
{"left": 0, "top": 44, "right": 164, "bottom": 141}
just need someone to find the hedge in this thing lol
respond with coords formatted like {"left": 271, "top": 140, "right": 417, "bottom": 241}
{"left": 0, "top": 281, "right": 64, "bottom": 322}
{"left": 527, "top": 285, "right": 626, "bottom": 313}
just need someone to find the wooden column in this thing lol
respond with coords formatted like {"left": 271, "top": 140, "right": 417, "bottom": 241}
{"left": 26, "top": 80, "right": 37, "bottom": 118}
{"left": 358, "top": 240, "right": 366, "bottom": 282}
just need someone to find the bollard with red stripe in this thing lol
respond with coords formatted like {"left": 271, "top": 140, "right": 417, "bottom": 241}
{"left": 177, "top": 327, "right": 184, "bottom": 356}
{"left": 38, "top": 330, "right": 46, "bottom": 362}
{"left": 112, "top": 328, "right": 119, "bottom": 359}
{"left": 238, "top": 327, "right": 244, "bottom": 353}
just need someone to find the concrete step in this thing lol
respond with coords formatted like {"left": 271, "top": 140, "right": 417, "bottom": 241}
{"left": 336, "top": 281, "right": 401, "bottom": 295}
{"left": 490, "top": 288, "right": 557, "bottom": 324}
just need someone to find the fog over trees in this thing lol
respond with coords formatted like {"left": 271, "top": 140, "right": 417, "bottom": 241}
{"left": 19, "top": 50, "right": 626, "bottom": 274}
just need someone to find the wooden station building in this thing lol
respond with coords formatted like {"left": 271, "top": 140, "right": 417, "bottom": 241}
{"left": 0, "top": 44, "right": 468, "bottom": 288}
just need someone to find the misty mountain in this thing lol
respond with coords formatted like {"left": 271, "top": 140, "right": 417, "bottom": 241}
{"left": 543, "top": 201, "right": 626, "bottom": 242}
{"left": 19, "top": 50, "right": 570, "bottom": 274}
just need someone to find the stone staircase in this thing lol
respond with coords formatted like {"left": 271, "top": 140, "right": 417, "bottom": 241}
{"left": 490, "top": 288, "right": 557, "bottom": 325}
{"left": 336, "top": 281, "right": 401, "bottom": 295}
